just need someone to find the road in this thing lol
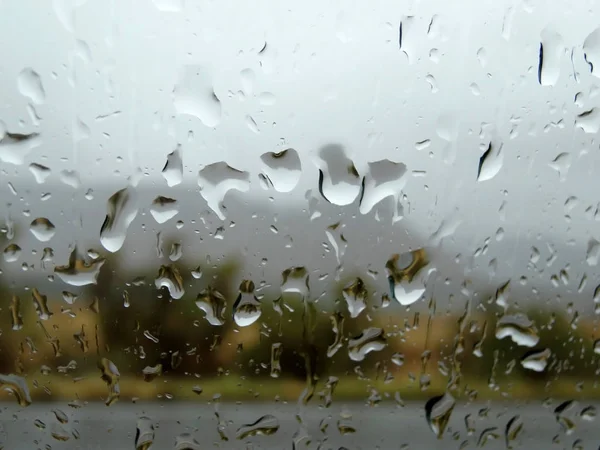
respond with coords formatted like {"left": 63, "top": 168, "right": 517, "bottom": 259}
{"left": 0, "top": 401, "right": 598, "bottom": 449}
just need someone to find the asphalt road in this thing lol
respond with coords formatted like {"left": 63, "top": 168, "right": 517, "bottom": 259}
{"left": 0, "top": 401, "right": 598, "bottom": 449}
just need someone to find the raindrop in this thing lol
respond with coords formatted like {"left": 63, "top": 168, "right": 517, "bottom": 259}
{"left": 32, "top": 288, "right": 52, "bottom": 320}
{"left": 549, "top": 152, "right": 572, "bottom": 181}
{"left": 54, "top": 248, "right": 105, "bottom": 286}
{"left": 270, "top": 343, "right": 282, "bottom": 378}
{"left": 100, "top": 187, "right": 139, "bottom": 252}
{"left": 342, "top": 277, "right": 368, "bottom": 318}
{"left": 587, "top": 238, "right": 600, "bottom": 266}
{"left": 0, "top": 373, "right": 31, "bottom": 407}
{"left": 348, "top": 327, "right": 387, "bottom": 361}
{"left": 316, "top": 144, "right": 361, "bottom": 206}
{"left": 195, "top": 286, "right": 226, "bottom": 326}
{"left": 581, "top": 405, "right": 596, "bottom": 421}
{"left": 149, "top": 196, "right": 178, "bottom": 224}
{"left": 9, "top": 295, "right": 23, "bottom": 330}
{"left": 50, "top": 423, "right": 70, "bottom": 441}
{"left": 281, "top": 266, "right": 310, "bottom": 297}
{"left": 495, "top": 313, "right": 539, "bottom": 347}
{"left": 98, "top": 358, "right": 120, "bottom": 406}
{"left": 233, "top": 280, "right": 262, "bottom": 327}
{"left": 29, "top": 218, "right": 56, "bottom": 242}
{"left": 28, "top": 163, "right": 51, "bottom": 183}
{"left": 555, "top": 400, "right": 578, "bottom": 435}
{"left": 594, "top": 339, "right": 600, "bottom": 354}
{"left": 477, "top": 142, "right": 504, "bottom": 182}
{"left": 386, "top": 249, "right": 429, "bottom": 306}
{"left": 505, "top": 415, "right": 523, "bottom": 449}
{"left": 583, "top": 27, "right": 600, "bottom": 77}
{"left": 52, "top": 408, "right": 68, "bottom": 424}
{"left": 260, "top": 148, "right": 302, "bottom": 193}
{"left": 425, "top": 393, "right": 455, "bottom": 439}
{"left": 197, "top": 162, "right": 250, "bottom": 220}
{"left": 173, "top": 66, "right": 221, "bottom": 128}
{"left": 575, "top": 108, "right": 600, "bottom": 134}
{"left": 135, "top": 416, "right": 155, "bottom": 450}
{"left": 327, "top": 312, "right": 344, "bottom": 357}
{"left": 520, "top": 348, "right": 551, "bottom": 372}
{"left": 236, "top": 415, "right": 280, "bottom": 440}
{"left": 477, "top": 427, "right": 499, "bottom": 447}
{"left": 3, "top": 243, "right": 21, "bottom": 262}
{"left": 142, "top": 365, "right": 162, "bottom": 382}
{"left": 359, "top": 159, "right": 407, "bottom": 218}
{"left": 59, "top": 169, "right": 81, "bottom": 188}
{"left": 246, "top": 115, "right": 260, "bottom": 133}
{"left": 17, "top": 68, "right": 45, "bottom": 104}
{"left": 538, "top": 28, "right": 564, "bottom": 86}
{"left": 391, "top": 353, "right": 405, "bottom": 366}
{"left": 162, "top": 145, "right": 183, "bottom": 187}
{"left": 155, "top": 264, "right": 185, "bottom": 300}
{"left": 0, "top": 131, "right": 41, "bottom": 165}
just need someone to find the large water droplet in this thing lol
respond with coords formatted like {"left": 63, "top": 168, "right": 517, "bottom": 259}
{"left": 198, "top": 162, "right": 250, "bottom": 220}
{"left": 32, "top": 288, "right": 52, "bottom": 320}
{"left": 150, "top": 196, "right": 178, "bottom": 224}
{"left": 316, "top": 144, "right": 361, "bottom": 206}
{"left": 100, "top": 187, "right": 139, "bottom": 252}
{"left": 583, "top": 27, "right": 600, "bottom": 77}
{"left": 477, "top": 142, "right": 504, "bottom": 182}
{"left": 3, "top": 244, "right": 21, "bottom": 262}
{"left": 281, "top": 267, "right": 310, "bottom": 297}
{"left": 425, "top": 393, "right": 455, "bottom": 439}
{"left": 236, "top": 415, "right": 280, "bottom": 440}
{"left": 0, "top": 132, "right": 42, "bottom": 165}
{"left": 173, "top": 66, "right": 221, "bottom": 128}
{"left": 575, "top": 108, "right": 600, "bottom": 133}
{"left": 28, "top": 163, "right": 51, "bottom": 184}
{"left": 495, "top": 313, "right": 539, "bottom": 347}
{"left": 520, "top": 348, "right": 551, "bottom": 372}
{"left": 0, "top": 374, "right": 31, "bottom": 407}
{"left": 135, "top": 416, "right": 155, "bottom": 450}
{"left": 342, "top": 277, "right": 368, "bottom": 318}
{"left": 54, "top": 248, "right": 105, "bottom": 286}
{"left": 174, "top": 433, "right": 202, "bottom": 449}
{"left": 29, "top": 217, "right": 56, "bottom": 242}
{"left": 98, "top": 358, "right": 120, "bottom": 406}
{"left": 348, "top": 327, "right": 387, "bottom": 361}
{"left": 17, "top": 68, "right": 45, "bottom": 104}
{"left": 399, "top": 16, "right": 417, "bottom": 63}
{"left": 155, "top": 264, "right": 185, "bottom": 300}
{"left": 538, "top": 28, "right": 564, "bottom": 86}
{"left": 359, "top": 159, "right": 407, "bottom": 217}
{"left": 162, "top": 144, "right": 183, "bottom": 187}
{"left": 386, "top": 249, "right": 429, "bottom": 306}
{"left": 195, "top": 286, "right": 226, "bottom": 326}
{"left": 233, "top": 280, "right": 262, "bottom": 327}
{"left": 260, "top": 148, "right": 302, "bottom": 193}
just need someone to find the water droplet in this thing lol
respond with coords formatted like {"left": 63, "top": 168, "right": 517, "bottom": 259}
{"left": 3, "top": 243, "right": 21, "bottom": 262}
{"left": 198, "top": 162, "right": 250, "bottom": 220}
{"left": 538, "top": 28, "right": 564, "bottom": 86}
{"left": 495, "top": 313, "right": 539, "bottom": 347}
{"left": 52, "top": 408, "right": 68, "bottom": 424}
{"left": 155, "top": 264, "right": 185, "bottom": 300}
{"left": 173, "top": 66, "right": 221, "bottom": 128}
{"left": 270, "top": 343, "right": 282, "bottom": 378}
{"left": 150, "top": 196, "right": 178, "bottom": 224}
{"left": 0, "top": 131, "right": 41, "bottom": 165}
{"left": 0, "top": 373, "right": 31, "bottom": 407}
{"left": 348, "top": 327, "right": 387, "bottom": 361}
{"left": 50, "top": 422, "right": 70, "bottom": 441}
{"left": 236, "top": 415, "right": 279, "bottom": 440}
{"left": 29, "top": 217, "right": 56, "bottom": 242}
{"left": 195, "top": 286, "right": 226, "bottom": 326}
{"left": 17, "top": 68, "right": 45, "bottom": 104}
{"left": 505, "top": 415, "right": 523, "bottom": 449}
{"left": 260, "top": 148, "right": 302, "bottom": 193}
{"left": 391, "top": 352, "right": 405, "bottom": 366}
{"left": 359, "top": 159, "right": 407, "bottom": 218}
{"left": 246, "top": 115, "right": 260, "bottom": 134}
{"left": 174, "top": 433, "right": 202, "bottom": 449}
{"left": 549, "top": 152, "right": 572, "bottom": 181}
{"left": 28, "top": 163, "right": 51, "bottom": 183}
{"left": 386, "top": 249, "right": 429, "bottom": 306}
{"left": 477, "top": 427, "right": 499, "bottom": 447}
{"left": 281, "top": 266, "right": 310, "bottom": 297}
{"left": 54, "top": 248, "right": 105, "bottom": 286}
{"left": 316, "top": 144, "right": 361, "bottom": 206}
{"left": 399, "top": 16, "right": 416, "bottom": 63}
{"left": 100, "top": 187, "right": 138, "bottom": 252}
{"left": 98, "top": 358, "right": 120, "bottom": 406}
{"left": 162, "top": 145, "right": 183, "bottom": 187}
{"left": 425, "top": 393, "right": 455, "bottom": 439}
{"left": 32, "top": 288, "right": 52, "bottom": 320}
{"left": 233, "top": 280, "right": 262, "bottom": 327}
{"left": 59, "top": 169, "right": 81, "bottom": 188}
{"left": 555, "top": 400, "right": 578, "bottom": 435}
{"left": 520, "top": 348, "right": 551, "bottom": 372}
{"left": 575, "top": 108, "right": 600, "bottom": 133}
{"left": 587, "top": 238, "right": 600, "bottom": 266}
{"left": 134, "top": 416, "right": 155, "bottom": 450}
{"left": 342, "top": 277, "right": 368, "bottom": 318}
{"left": 477, "top": 142, "right": 504, "bottom": 182}
{"left": 9, "top": 295, "right": 23, "bottom": 331}
{"left": 425, "top": 74, "right": 438, "bottom": 93}
{"left": 327, "top": 312, "right": 344, "bottom": 357}
{"left": 142, "top": 364, "right": 162, "bottom": 382}
{"left": 584, "top": 27, "right": 600, "bottom": 77}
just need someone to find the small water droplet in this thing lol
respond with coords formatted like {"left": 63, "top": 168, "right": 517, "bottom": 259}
{"left": 538, "top": 28, "right": 564, "bottom": 86}
{"left": 236, "top": 415, "right": 280, "bottom": 440}
{"left": 100, "top": 187, "right": 139, "bottom": 252}
{"left": 17, "top": 68, "right": 45, "bottom": 104}
{"left": 477, "top": 142, "right": 504, "bottom": 182}
{"left": 342, "top": 277, "right": 368, "bottom": 318}
{"left": 3, "top": 243, "right": 21, "bottom": 262}
{"left": 162, "top": 145, "right": 183, "bottom": 187}
{"left": 505, "top": 415, "right": 523, "bottom": 449}
{"left": 520, "top": 348, "right": 551, "bottom": 372}
{"left": 9, "top": 295, "right": 23, "bottom": 330}
{"left": 575, "top": 108, "right": 600, "bottom": 133}
{"left": 348, "top": 327, "right": 387, "bottom": 361}
{"left": 583, "top": 27, "right": 600, "bottom": 77}
{"left": 270, "top": 343, "right": 283, "bottom": 378}
{"left": 29, "top": 217, "right": 56, "bottom": 242}
{"left": 28, "top": 163, "right": 51, "bottom": 183}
